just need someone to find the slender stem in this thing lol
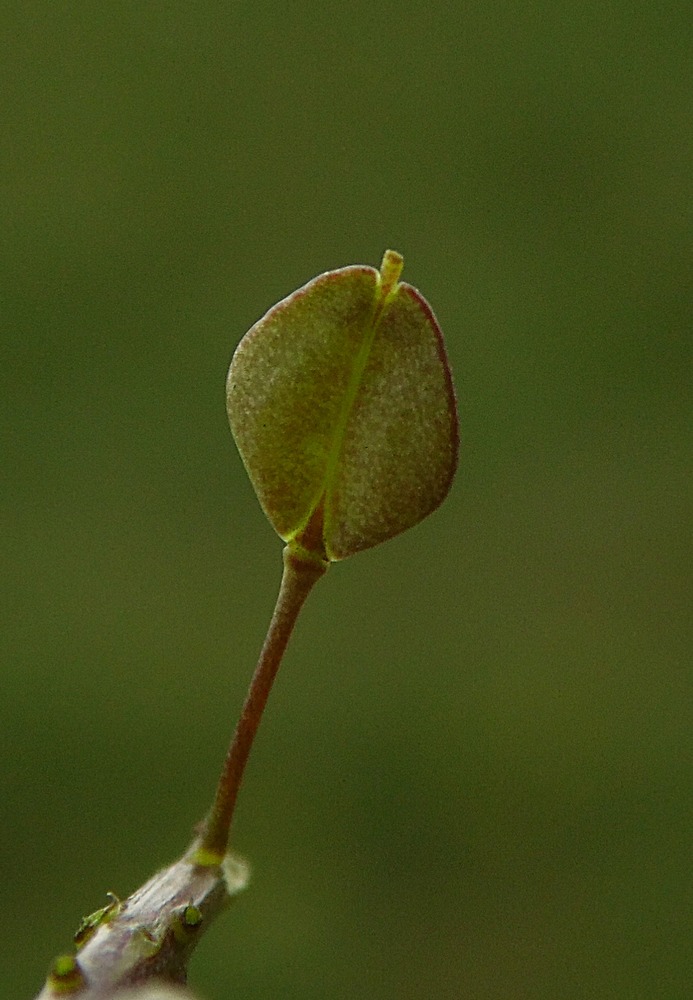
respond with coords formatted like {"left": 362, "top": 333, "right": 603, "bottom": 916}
{"left": 196, "top": 544, "right": 328, "bottom": 863}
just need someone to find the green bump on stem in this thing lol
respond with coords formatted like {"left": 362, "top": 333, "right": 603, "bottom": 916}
{"left": 172, "top": 904, "right": 204, "bottom": 944}
{"left": 183, "top": 904, "right": 203, "bottom": 928}
{"left": 53, "top": 956, "right": 77, "bottom": 977}
{"left": 46, "top": 954, "right": 85, "bottom": 994}
{"left": 191, "top": 845, "right": 223, "bottom": 868}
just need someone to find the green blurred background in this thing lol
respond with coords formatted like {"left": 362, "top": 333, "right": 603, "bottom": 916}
{"left": 2, "top": 3, "right": 691, "bottom": 998}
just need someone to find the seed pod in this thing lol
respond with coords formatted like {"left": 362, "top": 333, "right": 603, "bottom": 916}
{"left": 227, "top": 251, "right": 458, "bottom": 561}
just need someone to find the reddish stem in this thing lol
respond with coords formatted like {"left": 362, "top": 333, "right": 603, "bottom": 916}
{"left": 196, "top": 545, "right": 327, "bottom": 862}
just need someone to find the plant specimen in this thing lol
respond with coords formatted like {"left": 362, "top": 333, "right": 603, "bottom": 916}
{"left": 36, "top": 250, "right": 458, "bottom": 1000}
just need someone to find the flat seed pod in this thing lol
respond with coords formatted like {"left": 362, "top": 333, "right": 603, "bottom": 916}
{"left": 227, "top": 251, "right": 458, "bottom": 561}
